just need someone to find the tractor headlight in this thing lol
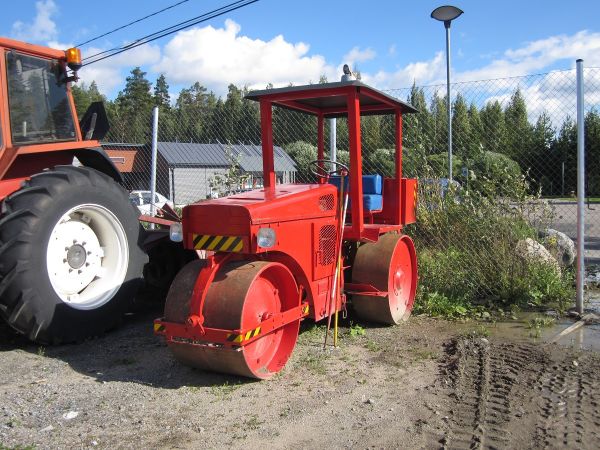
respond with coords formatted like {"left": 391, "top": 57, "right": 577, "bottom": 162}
{"left": 169, "top": 223, "right": 183, "bottom": 242}
{"left": 257, "top": 227, "right": 276, "bottom": 248}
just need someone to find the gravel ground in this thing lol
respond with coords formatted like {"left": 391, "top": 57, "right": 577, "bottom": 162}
{"left": 1, "top": 309, "right": 600, "bottom": 449}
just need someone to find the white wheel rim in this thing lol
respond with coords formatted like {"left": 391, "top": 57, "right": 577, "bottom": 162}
{"left": 46, "top": 204, "right": 129, "bottom": 310}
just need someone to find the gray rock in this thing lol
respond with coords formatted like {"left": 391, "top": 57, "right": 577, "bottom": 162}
{"left": 515, "top": 238, "right": 560, "bottom": 272}
{"left": 541, "top": 228, "right": 575, "bottom": 267}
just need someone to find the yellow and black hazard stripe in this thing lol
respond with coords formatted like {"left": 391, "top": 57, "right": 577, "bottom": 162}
{"left": 192, "top": 234, "right": 244, "bottom": 252}
{"left": 226, "top": 326, "right": 261, "bottom": 344}
{"left": 302, "top": 304, "right": 310, "bottom": 315}
{"left": 414, "top": 182, "right": 418, "bottom": 211}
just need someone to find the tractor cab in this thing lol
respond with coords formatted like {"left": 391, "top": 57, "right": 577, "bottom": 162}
{"left": 0, "top": 38, "right": 112, "bottom": 191}
{"left": 157, "top": 79, "right": 419, "bottom": 380}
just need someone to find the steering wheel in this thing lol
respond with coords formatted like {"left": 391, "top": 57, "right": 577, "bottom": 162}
{"left": 309, "top": 159, "right": 349, "bottom": 179}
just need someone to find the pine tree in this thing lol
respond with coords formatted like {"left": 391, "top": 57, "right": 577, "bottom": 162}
{"left": 553, "top": 117, "right": 577, "bottom": 196}
{"left": 530, "top": 112, "right": 556, "bottom": 194}
{"left": 584, "top": 109, "right": 600, "bottom": 196}
{"left": 430, "top": 92, "right": 448, "bottom": 155}
{"left": 154, "top": 74, "right": 171, "bottom": 109}
{"left": 480, "top": 100, "right": 506, "bottom": 154}
{"left": 451, "top": 93, "right": 474, "bottom": 160}
{"left": 504, "top": 88, "right": 533, "bottom": 167}
{"left": 110, "top": 67, "right": 154, "bottom": 142}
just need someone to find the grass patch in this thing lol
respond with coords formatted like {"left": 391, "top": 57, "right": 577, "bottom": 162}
{"left": 297, "top": 351, "right": 327, "bottom": 375}
{"left": 210, "top": 380, "right": 241, "bottom": 399}
{"left": 461, "top": 325, "right": 491, "bottom": 339}
{"left": 527, "top": 315, "right": 556, "bottom": 338}
{"left": 348, "top": 322, "right": 366, "bottom": 338}
{"left": 243, "top": 414, "right": 263, "bottom": 430}
{"left": 364, "top": 340, "right": 381, "bottom": 352}
{"left": 0, "top": 445, "right": 36, "bottom": 450}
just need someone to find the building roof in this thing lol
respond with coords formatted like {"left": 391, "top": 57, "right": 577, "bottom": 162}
{"left": 156, "top": 142, "right": 297, "bottom": 172}
{"left": 245, "top": 80, "right": 418, "bottom": 118}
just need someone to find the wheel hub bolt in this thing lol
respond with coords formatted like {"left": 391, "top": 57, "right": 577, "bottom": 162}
{"left": 66, "top": 244, "right": 87, "bottom": 269}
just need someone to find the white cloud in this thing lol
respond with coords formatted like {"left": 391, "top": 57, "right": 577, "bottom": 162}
{"left": 153, "top": 19, "right": 337, "bottom": 95}
{"left": 457, "top": 31, "right": 600, "bottom": 82}
{"left": 343, "top": 46, "right": 376, "bottom": 66}
{"left": 12, "top": 0, "right": 58, "bottom": 43}
{"left": 79, "top": 43, "right": 161, "bottom": 94}
{"left": 364, "top": 51, "right": 446, "bottom": 88}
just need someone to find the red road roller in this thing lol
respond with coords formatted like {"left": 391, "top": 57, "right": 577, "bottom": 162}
{"left": 155, "top": 79, "right": 418, "bottom": 379}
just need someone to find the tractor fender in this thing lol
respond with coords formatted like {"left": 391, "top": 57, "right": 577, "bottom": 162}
{"left": 72, "top": 147, "right": 123, "bottom": 183}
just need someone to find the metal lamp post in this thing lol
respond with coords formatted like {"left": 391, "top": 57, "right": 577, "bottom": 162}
{"left": 431, "top": 5, "right": 463, "bottom": 181}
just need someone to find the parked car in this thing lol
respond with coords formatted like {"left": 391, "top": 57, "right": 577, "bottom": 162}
{"left": 129, "top": 190, "right": 174, "bottom": 215}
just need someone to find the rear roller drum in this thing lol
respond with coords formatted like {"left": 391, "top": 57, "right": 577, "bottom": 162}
{"left": 352, "top": 233, "right": 417, "bottom": 325}
{"left": 164, "top": 260, "right": 300, "bottom": 379}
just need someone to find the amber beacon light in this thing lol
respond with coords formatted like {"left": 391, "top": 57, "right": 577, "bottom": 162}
{"left": 65, "top": 47, "right": 82, "bottom": 72}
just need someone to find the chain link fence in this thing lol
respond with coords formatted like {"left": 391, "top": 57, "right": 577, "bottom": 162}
{"left": 101, "top": 68, "right": 600, "bottom": 302}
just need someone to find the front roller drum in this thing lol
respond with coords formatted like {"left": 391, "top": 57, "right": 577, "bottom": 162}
{"left": 164, "top": 260, "right": 300, "bottom": 379}
{"left": 352, "top": 233, "right": 417, "bottom": 325}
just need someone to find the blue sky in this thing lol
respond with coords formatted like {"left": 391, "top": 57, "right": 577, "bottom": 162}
{"left": 2, "top": 0, "right": 600, "bottom": 99}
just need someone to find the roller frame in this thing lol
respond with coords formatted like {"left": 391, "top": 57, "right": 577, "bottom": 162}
{"left": 155, "top": 302, "right": 309, "bottom": 348}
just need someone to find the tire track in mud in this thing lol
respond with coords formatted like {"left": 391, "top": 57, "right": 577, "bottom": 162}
{"left": 441, "top": 339, "right": 534, "bottom": 449}
{"left": 534, "top": 355, "right": 600, "bottom": 449}
{"left": 437, "top": 337, "right": 600, "bottom": 450}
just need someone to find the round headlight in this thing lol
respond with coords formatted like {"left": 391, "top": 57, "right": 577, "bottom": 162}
{"left": 169, "top": 223, "right": 183, "bottom": 242}
{"left": 257, "top": 227, "right": 276, "bottom": 248}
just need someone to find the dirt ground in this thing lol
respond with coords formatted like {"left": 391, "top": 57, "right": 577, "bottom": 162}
{"left": 1, "top": 308, "right": 599, "bottom": 450}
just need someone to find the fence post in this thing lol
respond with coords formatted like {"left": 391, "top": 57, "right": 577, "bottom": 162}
{"left": 576, "top": 59, "right": 585, "bottom": 315}
{"left": 330, "top": 118, "right": 337, "bottom": 163}
{"left": 150, "top": 106, "right": 159, "bottom": 229}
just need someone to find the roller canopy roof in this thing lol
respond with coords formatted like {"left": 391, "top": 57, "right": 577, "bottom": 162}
{"left": 245, "top": 80, "right": 418, "bottom": 118}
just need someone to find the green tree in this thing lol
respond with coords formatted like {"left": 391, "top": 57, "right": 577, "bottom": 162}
{"left": 430, "top": 92, "right": 448, "bottom": 155}
{"left": 584, "top": 109, "right": 600, "bottom": 196}
{"left": 504, "top": 88, "right": 533, "bottom": 167}
{"left": 154, "top": 74, "right": 171, "bottom": 109}
{"left": 108, "top": 67, "right": 154, "bottom": 142}
{"left": 468, "top": 103, "right": 484, "bottom": 152}
{"left": 530, "top": 112, "right": 556, "bottom": 194}
{"left": 71, "top": 81, "right": 105, "bottom": 119}
{"left": 452, "top": 93, "right": 479, "bottom": 161}
{"left": 553, "top": 117, "right": 577, "bottom": 196}
{"left": 403, "top": 83, "right": 433, "bottom": 155}
{"left": 480, "top": 100, "right": 506, "bottom": 154}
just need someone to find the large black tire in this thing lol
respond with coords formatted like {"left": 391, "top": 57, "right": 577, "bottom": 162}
{"left": 0, "top": 166, "right": 147, "bottom": 344}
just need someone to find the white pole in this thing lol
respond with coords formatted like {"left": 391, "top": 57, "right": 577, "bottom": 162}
{"left": 576, "top": 59, "right": 585, "bottom": 315}
{"left": 150, "top": 106, "right": 159, "bottom": 229}
{"left": 330, "top": 118, "right": 337, "bottom": 162}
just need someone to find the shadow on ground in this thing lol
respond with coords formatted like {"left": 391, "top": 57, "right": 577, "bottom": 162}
{"left": 0, "top": 305, "right": 259, "bottom": 390}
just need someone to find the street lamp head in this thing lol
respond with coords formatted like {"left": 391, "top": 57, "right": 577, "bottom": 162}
{"left": 431, "top": 5, "right": 463, "bottom": 28}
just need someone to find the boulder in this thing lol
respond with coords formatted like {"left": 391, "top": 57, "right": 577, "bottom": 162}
{"left": 515, "top": 238, "right": 560, "bottom": 273}
{"left": 540, "top": 228, "right": 576, "bottom": 267}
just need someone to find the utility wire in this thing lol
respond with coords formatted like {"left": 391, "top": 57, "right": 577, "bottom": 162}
{"left": 82, "top": 0, "right": 249, "bottom": 62}
{"left": 76, "top": 0, "right": 190, "bottom": 47}
{"left": 82, "top": 0, "right": 258, "bottom": 66}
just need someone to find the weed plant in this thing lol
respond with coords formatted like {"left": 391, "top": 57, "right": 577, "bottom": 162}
{"left": 410, "top": 167, "right": 574, "bottom": 318}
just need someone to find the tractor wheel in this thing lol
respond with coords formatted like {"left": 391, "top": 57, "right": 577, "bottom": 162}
{"left": 0, "top": 166, "right": 147, "bottom": 344}
{"left": 164, "top": 260, "right": 300, "bottom": 379}
{"left": 351, "top": 233, "right": 417, "bottom": 325}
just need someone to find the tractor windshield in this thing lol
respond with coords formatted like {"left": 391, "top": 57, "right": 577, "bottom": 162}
{"left": 5, "top": 51, "right": 75, "bottom": 145}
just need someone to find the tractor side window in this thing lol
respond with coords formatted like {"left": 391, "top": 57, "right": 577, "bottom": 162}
{"left": 6, "top": 51, "right": 75, "bottom": 145}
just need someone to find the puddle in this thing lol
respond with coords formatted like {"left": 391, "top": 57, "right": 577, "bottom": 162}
{"left": 488, "top": 293, "right": 600, "bottom": 352}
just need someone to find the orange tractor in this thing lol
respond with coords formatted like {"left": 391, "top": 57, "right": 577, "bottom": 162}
{"left": 0, "top": 38, "right": 149, "bottom": 343}
{"left": 155, "top": 80, "right": 419, "bottom": 378}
